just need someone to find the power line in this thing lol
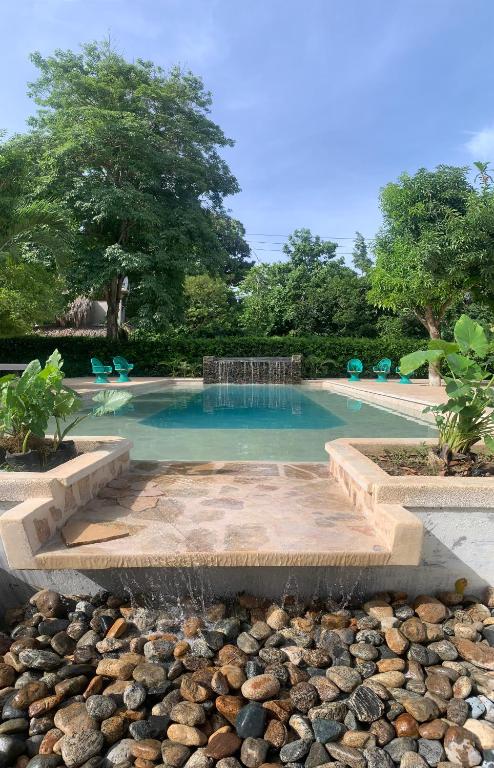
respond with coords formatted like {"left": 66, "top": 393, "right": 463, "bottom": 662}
{"left": 246, "top": 232, "right": 374, "bottom": 240}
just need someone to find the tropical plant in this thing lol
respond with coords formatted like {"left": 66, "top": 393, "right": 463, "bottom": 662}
{"left": 400, "top": 315, "right": 494, "bottom": 459}
{"left": 0, "top": 349, "right": 131, "bottom": 457}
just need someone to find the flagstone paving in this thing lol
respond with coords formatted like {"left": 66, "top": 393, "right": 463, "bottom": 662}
{"left": 34, "top": 460, "right": 391, "bottom": 568}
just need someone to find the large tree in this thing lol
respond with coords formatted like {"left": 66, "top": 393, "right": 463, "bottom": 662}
{"left": 28, "top": 41, "right": 241, "bottom": 338}
{"left": 182, "top": 274, "right": 239, "bottom": 336}
{"left": 368, "top": 165, "right": 475, "bottom": 384}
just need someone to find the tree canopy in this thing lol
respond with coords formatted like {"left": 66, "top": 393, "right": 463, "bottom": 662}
{"left": 27, "top": 40, "right": 244, "bottom": 337}
{"left": 240, "top": 229, "right": 379, "bottom": 337}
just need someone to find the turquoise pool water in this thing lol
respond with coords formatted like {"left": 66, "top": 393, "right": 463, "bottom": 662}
{"left": 72, "top": 384, "right": 436, "bottom": 461}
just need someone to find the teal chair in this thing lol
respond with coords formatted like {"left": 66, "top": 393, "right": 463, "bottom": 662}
{"left": 347, "top": 358, "right": 363, "bottom": 381}
{"left": 373, "top": 358, "right": 392, "bottom": 382}
{"left": 91, "top": 357, "right": 112, "bottom": 384}
{"left": 396, "top": 366, "right": 411, "bottom": 384}
{"left": 113, "top": 356, "right": 134, "bottom": 383}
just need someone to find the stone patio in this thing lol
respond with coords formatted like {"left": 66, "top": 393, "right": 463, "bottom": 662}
{"left": 34, "top": 461, "right": 394, "bottom": 568}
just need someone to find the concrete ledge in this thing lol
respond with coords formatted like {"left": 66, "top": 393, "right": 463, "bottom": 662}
{"left": 0, "top": 437, "right": 131, "bottom": 568}
{"left": 326, "top": 437, "right": 494, "bottom": 508}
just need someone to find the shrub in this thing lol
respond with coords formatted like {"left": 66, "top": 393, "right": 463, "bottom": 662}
{"left": 0, "top": 335, "right": 424, "bottom": 379}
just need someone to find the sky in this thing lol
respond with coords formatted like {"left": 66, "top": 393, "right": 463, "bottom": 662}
{"left": 2, "top": 0, "right": 494, "bottom": 262}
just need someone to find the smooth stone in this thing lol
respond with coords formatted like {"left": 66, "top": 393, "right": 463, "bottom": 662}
{"left": 240, "top": 737, "right": 269, "bottom": 768}
{"left": 170, "top": 701, "right": 206, "bottom": 727}
{"left": 304, "top": 742, "right": 329, "bottom": 768}
{"left": 384, "top": 738, "right": 418, "bottom": 762}
{"left": 241, "top": 675, "right": 280, "bottom": 701}
{"left": 280, "top": 740, "right": 311, "bottom": 764}
{"left": 418, "top": 738, "right": 445, "bottom": 766}
{"left": 363, "top": 746, "right": 394, "bottom": 768}
{"left": 0, "top": 718, "right": 28, "bottom": 733}
{"left": 161, "top": 740, "right": 191, "bottom": 768}
{"left": 101, "top": 738, "right": 135, "bottom": 767}
{"left": 444, "top": 725, "right": 483, "bottom": 767}
{"left": 206, "top": 732, "right": 242, "bottom": 760}
{"left": 235, "top": 702, "right": 267, "bottom": 739}
{"left": 85, "top": 695, "right": 116, "bottom": 721}
{"left": 325, "top": 743, "right": 366, "bottom": 768}
{"left": 463, "top": 718, "right": 494, "bottom": 749}
{"left": 26, "top": 757, "right": 62, "bottom": 768}
{"left": 347, "top": 685, "right": 384, "bottom": 723}
{"left": 312, "top": 718, "right": 345, "bottom": 743}
{"left": 54, "top": 702, "right": 97, "bottom": 735}
{"left": 18, "top": 651, "right": 62, "bottom": 671}
{"left": 129, "top": 715, "right": 170, "bottom": 740}
{"left": 0, "top": 734, "right": 25, "bottom": 768}
{"left": 123, "top": 682, "right": 146, "bottom": 711}
{"left": 61, "top": 730, "right": 104, "bottom": 768}
{"left": 167, "top": 724, "right": 207, "bottom": 747}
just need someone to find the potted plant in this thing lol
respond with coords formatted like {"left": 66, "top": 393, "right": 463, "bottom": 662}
{"left": 0, "top": 350, "right": 132, "bottom": 471}
{"left": 399, "top": 314, "right": 494, "bottom": 474}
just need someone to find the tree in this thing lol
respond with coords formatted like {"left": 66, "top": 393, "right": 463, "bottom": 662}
{"left": 28, "top": 41, "right": 240, "bottom": 338}
{"left": 240, "top": 229, "right": 379, "bottom": 337}
{"left": 182, "top": 274, "right": 238, "bottom": 336}
{"left": 0, "top": 134, "right": 69, "bottom": 335}
{"left": 368, "top": 165, "right": 474, "bottom": 384}
{"left": 352, "top": 231, "right": 372, "bottom": 274}
{"left": 282, "top": 228, "right": 338, "bottom": 266}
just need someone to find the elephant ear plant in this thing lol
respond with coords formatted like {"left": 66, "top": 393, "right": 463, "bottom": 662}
{"left": 0, "top": 349, "right": 132, "bottom": 471}
{"left": 400, "top": 314, "right": 494, "bottom": 472}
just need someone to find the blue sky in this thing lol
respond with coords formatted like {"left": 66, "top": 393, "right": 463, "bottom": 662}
{"left": 2, "top": 0, "right": 494, "bottom": 262}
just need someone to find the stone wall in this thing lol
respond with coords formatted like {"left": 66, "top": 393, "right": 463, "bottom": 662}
{"left": 203, "top": 355, "right": 302, "bottom": 384}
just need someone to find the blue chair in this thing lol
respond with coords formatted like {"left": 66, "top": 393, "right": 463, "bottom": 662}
{"left": 347, "top": 358, "right": 363, "bottom": 381}
{"left": 113, "top": 356, "right": 134, "bottom": 383}
{"left": 373, "top": 358, "right": 392, "bottom": 382}
{"left": 396, "top": 366, "right": 411, "bottom": 384}
{"left": 91, "top": 357, "right": 112, "bottom": 385}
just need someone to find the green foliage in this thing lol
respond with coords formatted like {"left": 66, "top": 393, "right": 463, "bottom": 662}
{"left": 0, "top": 134, "right": 71, "bottom": 335}
{"left": 0, "top": 335, "right": 423, "bottom": 380}
{"left": 181, "top": 275, "right": 239, "bottom": 336}
{"left": 240, "top": 229, "right": 380, "bottom": 337}
{"left": 352, "top": 231, "right": 372, "bottom": 274}
{"left": 27, "top": 40, "right": 241, "bottom": 338}
{"left": 0, "top": 348, "right": 131, "bottom": 453}
{"left": 369, "top": 165, "right": 474, "bottom": 340}
{"left": 400, "top": 315, "right": 494, "bottom": 455}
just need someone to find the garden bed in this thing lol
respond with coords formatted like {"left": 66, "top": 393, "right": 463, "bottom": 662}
{"left": 360, "top": 444, "right": 494, "bottom": 478}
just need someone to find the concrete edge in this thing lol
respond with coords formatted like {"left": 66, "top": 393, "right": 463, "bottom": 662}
{"left": 325, "top": 437, "right": 494, "bottom": 507}
{"left": 0, "top": 438, "right": 132, "bottom": 569}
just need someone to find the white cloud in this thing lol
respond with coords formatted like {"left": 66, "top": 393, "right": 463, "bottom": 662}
{"left": 465, "top": 126, "right": 494, "bottom": 159}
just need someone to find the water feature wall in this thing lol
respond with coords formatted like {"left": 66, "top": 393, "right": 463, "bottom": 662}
{"left": 203, "top": 355, "right": 302, "bottom": 384}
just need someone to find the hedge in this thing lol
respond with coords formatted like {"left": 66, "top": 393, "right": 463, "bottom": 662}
{"left": 0, "top": 335, "right": 424, "bottom": 378}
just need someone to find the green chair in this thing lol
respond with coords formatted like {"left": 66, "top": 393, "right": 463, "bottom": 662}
{"left": 373, "top": 357, "right": 392, "bottom": 382}
{"left": 396, "top": 365, "right": 411, "bottom": 384}
{"left": 91, "top": 357, "right": 112, "bottom": 384}
{"left": 113, "top": 356, "right": 134, "bottom": 383}
{"left": 347, "top": 358, "right": 363, "bottom": 381}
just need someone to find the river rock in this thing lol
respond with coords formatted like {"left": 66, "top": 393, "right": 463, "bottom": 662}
{"left": 60, "top": 730, "right": 104, "bottom": 768}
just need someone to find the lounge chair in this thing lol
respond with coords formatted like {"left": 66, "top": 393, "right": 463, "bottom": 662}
{"left": 91, "top": 357, "right": 112, "bottom": 384}
{"left": 373, "top": 358, "right": 392, "bottom": 382}
{"left": 113, "top": 356, "right": 134, "bottom": 383}
{"left": 396, "top": 366, "right": 411, "bottom": 384}
{"left": 346, "top": 358, "right": 363, "bottom": 381}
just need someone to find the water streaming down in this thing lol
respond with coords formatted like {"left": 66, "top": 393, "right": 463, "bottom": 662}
{"left": 203, "top": 355, "right": 302, "bottom": 384}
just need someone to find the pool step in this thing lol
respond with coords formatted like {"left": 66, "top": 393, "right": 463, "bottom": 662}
{"left": 0, "top": 460, "right": 422, "bottom": 569}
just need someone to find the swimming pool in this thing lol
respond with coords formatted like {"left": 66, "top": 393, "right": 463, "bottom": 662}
{"left": 71, "top": 384, "right": 436, "bottom": 461}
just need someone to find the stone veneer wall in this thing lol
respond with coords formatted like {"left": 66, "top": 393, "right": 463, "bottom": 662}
{"left": 203, "top": 355, "right": 302, "bottom": 384}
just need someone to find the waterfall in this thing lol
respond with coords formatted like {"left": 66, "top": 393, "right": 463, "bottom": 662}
{"left": 203, "top": 356, "right": 302, "bottom": 385}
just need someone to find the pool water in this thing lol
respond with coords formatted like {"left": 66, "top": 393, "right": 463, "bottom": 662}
{"left": 72, "top": 384, "right": 436, "bottom": 462}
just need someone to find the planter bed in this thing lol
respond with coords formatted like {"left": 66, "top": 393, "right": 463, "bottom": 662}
{"left": 0, "top": 436, "right": 131, "bottom": 569}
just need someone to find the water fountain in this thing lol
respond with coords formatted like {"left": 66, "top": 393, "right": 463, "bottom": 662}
{"left": 203, "top": 355, "right": 302, "bottom": 384}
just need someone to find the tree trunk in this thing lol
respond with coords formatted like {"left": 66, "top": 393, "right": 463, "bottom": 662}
{"left": 106, "top": 277, "right": 122, "bottom": 340}
{"left": 424, "top": 309, "right": 442, "bottom": 387}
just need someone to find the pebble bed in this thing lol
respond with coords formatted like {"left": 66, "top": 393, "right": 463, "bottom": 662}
{"left": 0, "top": 588, "right": 494, "bottom": 768}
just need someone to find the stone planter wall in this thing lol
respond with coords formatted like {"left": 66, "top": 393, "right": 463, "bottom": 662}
{"left": 0, "top": 437, "right": 131, "bottom": 569}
